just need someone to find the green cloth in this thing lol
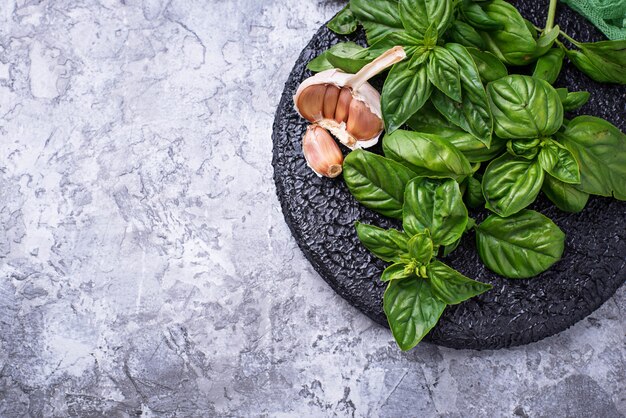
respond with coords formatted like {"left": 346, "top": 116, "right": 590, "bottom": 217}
{"left": 560, "top": 0, "right": 626, "bottom": 40}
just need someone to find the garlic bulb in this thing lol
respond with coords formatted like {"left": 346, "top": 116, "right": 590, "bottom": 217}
{"left": 294, "top": 46, "right": 407, "bottom": 149}
{"left": 302, "top": 125, "right": 344, "bottom": 178}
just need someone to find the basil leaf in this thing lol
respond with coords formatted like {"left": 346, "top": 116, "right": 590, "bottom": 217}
{"left": 487, "top": 75, "right": 563, "bottom": 139}
{"left": 349, "top": 0, "right": 404, "bottom": 45}
{"left": 403, "top": 177, "right": 469, "bottom": 246}
{"left": 441, "top": 218, "right": 475, "bottom": 257}
{"left": 327, "top": 6, "right": 358, "bottom": 35}
{"left": 325, "top": 42, "right": 373, "bottom": 73}
{"left": 465, "top": 175, "right": 485, "bottom": 208}
{"left": 506, "top": 138, "right": 541, "bottom": 160}
{"left": 408, "top": 47, "right": 430, "bottom": 69}
{"left": 343, "top": 149, "right": 417, "bottom": 218}
{"left": 427, "top": 46, "right": 462, "bottom": 102}
{"left": 383, "top": 129, "right": 473, "bottom": 180}
{"left": 381, "top": 263, "right": 413, "bottom": 282}
{"left": 307, "top": 52, "right": 333, "bottom": 72}
{"left": 475, "top": 210, "right": 565, "bottom": 278}
{"left": 422, "top": 22, "right": 438, "bottom": 48}
{"left": 428, "top": 260, "right": 492, "bottom": 305}
{"left": 461, "top": 1, "right": 503, "bottom": 30}
{"left": 538, "top": 139, "right": 581, "bottom": 184}
{"left": 449, "top": 133, "right": 506, "bottom": 163}
{"left": 533, "top": 48, "right": 565, "bottom": 84}
{"left": 561, "top": 91, "right": 590, "bottom": 112}
{"left": 534, "top": 26, "right": 560, "bottom": 57}
{"left": 557, "top": 116, "right": 626, "bottom": 200}
{"left": 565, "top": 40, "right": 626, "bottom": 85}
{"left": 408, "top": 232, "right": 434, "bottom": 264}
{"left": 483, "top": 154, "right": 544, "bottom": 217}
{"left": 466, "top": 47, "right": 508, "bottom": 83}
{"left": 542, "top": 174, "right": 589, "bottom": 213}
{"left": 367, "top": 31, "right": 423, "bottom": 57}
{"left": 447, "top": 20, "right": 486, "bottom": 50}
{"left": 555, "top": 87, "right": 568, "bottom": 102}
{"left": 399, "top": 0, "right": 453, "bottom": 39}
{"left": 432, "top": 43, "right": 493, "bottom": 147}
{"left": 384, "top": 278, "right": 446, "bottom": 350}
{"left": 355, "top": 222, "right": 410, "bottom": 263}
{"left": 382, "top": 61, "right": 432, "bottom": 133}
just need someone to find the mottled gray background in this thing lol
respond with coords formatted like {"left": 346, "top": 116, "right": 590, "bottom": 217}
{"left": 0, "top": 0, "right": 623, "bottom": 417}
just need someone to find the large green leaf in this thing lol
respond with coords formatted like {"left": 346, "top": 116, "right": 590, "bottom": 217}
{"left": 403, "top": 177, "right": 468, "bottom": 246}
{"left": 431, "top": 43, "right": 493, "bottom": 147}
{"left": 542, "top": 174, "right": 589, "bottom": 213}
{"left": 327, "top": 5, "right": 358, "bottom": 35}
{"left": 343, "top": 149, "right": 417, "bottom": 219}
{"left": 447, "top": 20, "right": 485, "bottom": 50}
{"left": 355, "top": 222, "right": 410, "bottom": 263}
{"left": 537, "top": 139, "right": 580, "bottom": 184}
{"left": 427, "top": 46, "right": 462, "bottom": 102}
{"left": 557, "top": 116, "right": 626, "bottom": 200}
{"left": 349, "top": 0, "right": 404, "bottom": 44}
{"left": 399, "top": 0, "right": 453, "bottom": 39}
{"left": 383, "top": 129, "right": 473, "bottom": 180}
{"left": 487, "top": 75, "right": 563, "bottom": 139}
{"left": 428, "top": 260, "right": 492, "bottom": 305}
{"left": 382, "top": 61, "right": 432, "bottom": 133}
{"left": 475, "top": 210, "right": 565, "bottom": 278}
{"left": 384, "top": 277, "right": 446, "bottom": 350}
{"left": 482, "top": 153, "right": 544, "bottom": 217}
{"left": 461, "top": 1, "right": 503, "bottom": 30}
{"left": 532, "top": 48, "right": 565, "bottom": 84}
{"left": 565, "top": 40, "right": 626, "bottom": 85}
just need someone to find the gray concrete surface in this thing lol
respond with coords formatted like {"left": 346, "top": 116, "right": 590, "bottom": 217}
{"left": 0, "top": 0, "right": 624, "bottom": 416}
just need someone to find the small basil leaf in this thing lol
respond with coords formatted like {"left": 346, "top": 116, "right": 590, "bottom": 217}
{"left": 557, "top": 116, "right": 626, "bottom": 200}
{"left": 307, "top": 51, "right": 333, "bottom": 72}
{"left": 399, "top": 0, "right": 453, "bottom": 39}
{"left": 428, "top": 260, "right": 492, "bottom": 305}
{"left": 475, "top": 210, "right": 565, "bottom": 278}
{"left": 487, "top": 75, "right": 563, "bottom": 139}
{"left": 441, "top": 218, "right": 475, "bottom": 257}
{"left": 384, "top": 277, "right": 446, "bottom": 351}
{"left": 535, "top": 25, "right": 560, "bottom": 56}
{"left": 326, "top": 42, "right": 373, "bottom": 73}
{"left": 349, "top": 0, "right": 404, "bottom": 45}
{"left": 447, "top": 20, "right": 486, "bottom": 49}
{"left": 465, "top": 175, "right": 485, "bottom": 208}
{"left": 555, "top": 87, "right": 568, "bottom": 102}
{"left": 367, "top": 31, "right": 424, "bottom": 57}
{"left": 355, "top": 222, "right": 410, "bottom": 263}
{"left": 542, "top": 174, "right": 589, "bottom": 213}
{"left": 483, "top": 154, "right": 544, "bottom": 217}
{"left": 466, "top": 47, "right": 508, "bottom": 83}
{"left": 383, "top": 129, "right": 473, "bottom": 180}
{"left": 431, "top": 43, "right": 493, "bottom": 147}
{"left": 427, "top": 46, "right": 462, "bottom": 102}
{"left": 422, "top": 22, "right": 438, "bottom": 48}
{"left": 506, "top": 138, "right": 541, "bottom": 160}
{"left": 565, "top": 40, "right": 626, "bottom": 85}
{"left": 381, "top": 263, "right": 413, "bottom": 282}
{"left": 343, "top": 149, "right": 417, "bottom": 219}
{"left": 561, "top": 91, "right": 590, "bottom": 112}
{"left": 461, "top": 1, "right": 503, "bottom": 30}
{"left": 408, "top": 232, "right": 434, "bottom": 264}
{"left": 382, "top": 61, "right": 432, "bottom": 133}
{"left": 538, "top": 139, "right": 581, "bottom": 184}
{"left": 408, "top": 47, "right": 430, "bottom": 69}
{"left": 533, "top": 47, "right": 565, "bottom": 84}
{"left": 403, "top": 177, "right": 469, "bottom": 246}
{"left": 327, "top": 5, "right": 358, "bottom": 35}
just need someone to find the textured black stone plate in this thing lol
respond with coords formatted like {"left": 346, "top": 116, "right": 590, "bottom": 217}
{"left": 272, "top": 1, "right": 626, "bottom": 349}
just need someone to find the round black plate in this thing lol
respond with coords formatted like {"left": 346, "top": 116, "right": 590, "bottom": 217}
{"left": 272, "top": 1, "right": 626, "bottom": 349}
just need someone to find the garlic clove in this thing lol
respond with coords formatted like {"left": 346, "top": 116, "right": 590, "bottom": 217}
{"left": 347, "top": 99, "right": 383, "bottom": 141}
{"left": 302, "top": 125, "right": 343, "bottom": 178}
{"left": 334, "top": 87, "right": 352, "bottom": 123}
{"left": 297, "top": 84, "right": 327, "bottom": 122}
{"left": 323, "top": 85, "right": 340, "bottom": 119}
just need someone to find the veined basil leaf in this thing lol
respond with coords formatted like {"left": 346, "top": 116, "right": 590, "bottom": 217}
{"left": 399, "top": 0, "right": 453, "bottom": 39}
{"left": 465, "top": 175, "right": 485, "bottom": 208}
{"left": 403, "top": 177, "right": 469, "bottom": 246}
{"left": 461, "top": 1, "right": 503, "bottom": 30}
{"left": 428, "top": 260, "right": 492, "bottom": 305}
{"left": 483, "top": 153, "right": 544, "bottom": 217}
{"left": 427, "top": 46, "right": 462, "bottom": 102}
{"left": 506, "top": 138, "right": 541, "bottom": 160}
{"left": 381, "top": 263, "right": 413, "bottom": 282}
{"left": 538, "top": 139, "right": 580, "bottom": 184}
{"left": 561, "top": 91, "right": 590, "bottom": 112}
{"left": 557, "top": 116, "right": 626, "bottom": 200}
{"left": 408, "top": 232, "right": 434, "bottom": 264}
{"left": 475, "top": 210, "right": 565, "bottom": 278}
{"left": 307, "top": 51, "right": 333, "bottom": 72}
{"left": 326, "top": 42, "right": 373, "bottom": 73}
{"left": 466, "top": 47, "right": 508, "bottom": 83}
{"left": 367, "top": 31, "right": 424, "bottom": 57}
{"left": 542, "top": 174, "right": 589, "bottom": 213}
{"left": 355, "top": 222, "right": 410, "bottom": 262}
{"left": 566, "top": 40, "right": 626, "bottom": 85}
{"left": 343, "top": 149, "right": 417, "bottom": 219}
{"left": 533, "top": 48, "right": 565, "bottom": 84}
{"left": 487, "top": 75, "right": 563, "bottom": 139}
{"left": 384, "top": 277, "right": 446, "bottom": 351}
{"left": 327, "top": 5, "right": 358, "bottom": 35}
{"left": 350, "top": 0, "right": 403, "bottom": 45}
{"left": 382, "top": 61, "right": 432, "bottom": 133}
{"left": 447, "top": 20, "right": 486, "bottom": 50}
{"left": 383, "top": 129, "right": 473, "bottom": 180}
{"left": 431, "top": 43, "right": 493, "bottom": 147}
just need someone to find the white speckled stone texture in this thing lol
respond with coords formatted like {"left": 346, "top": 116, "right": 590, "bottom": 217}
{"left": 0, "top": 0, "right": 623, "bottom": 416}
